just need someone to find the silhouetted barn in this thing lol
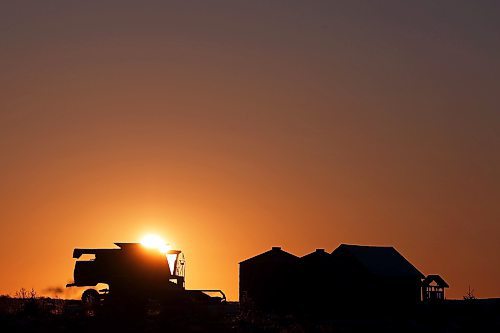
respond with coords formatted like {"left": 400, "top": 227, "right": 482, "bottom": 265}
{"left": 300, "top": 249, "right": 332, "bottom": 312}
{"left": 331, "top": 244, "right": 424, "bottom": 308}
{"left": 239, "top": 247, "right": 300, "bottom": 313}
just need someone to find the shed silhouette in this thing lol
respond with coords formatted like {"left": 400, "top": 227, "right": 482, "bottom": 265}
{"left": 422, "top": 274, "right": 449, "bottom": 302}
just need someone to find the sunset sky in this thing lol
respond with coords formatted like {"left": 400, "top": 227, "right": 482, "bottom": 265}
{"left": 0, "top": 1, "right": 499, "bottom": 301}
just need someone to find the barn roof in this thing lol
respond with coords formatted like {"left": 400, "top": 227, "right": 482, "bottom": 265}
{"left": 331, "top": 244, "right": 424, "bottom": 278}
{"left": 239, "top": 247, "right": 299, "bottom": 265}
{"left": 301, "top": 248, "right": 330, "bottom": 261}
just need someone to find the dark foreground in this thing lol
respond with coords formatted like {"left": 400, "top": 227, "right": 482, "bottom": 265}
{"left": 1, "top": 296, "right": 499, "bottom": 332}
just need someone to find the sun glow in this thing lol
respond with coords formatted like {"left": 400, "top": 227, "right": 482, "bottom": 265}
{"left": 140, "top": 234, "right": 171, "bottom": 254}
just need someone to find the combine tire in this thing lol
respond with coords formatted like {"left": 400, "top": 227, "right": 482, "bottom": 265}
{"left": 82, "top": 289, "right": 100, "bottom": 308}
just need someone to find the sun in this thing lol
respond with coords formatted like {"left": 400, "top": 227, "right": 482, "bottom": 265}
{"left": 140, "top": 234, "right": 171, "bottom": 253}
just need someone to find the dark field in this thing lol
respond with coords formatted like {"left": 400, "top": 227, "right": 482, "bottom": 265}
{"left": 1, "top": 295, "right": 499, "bottom": 332}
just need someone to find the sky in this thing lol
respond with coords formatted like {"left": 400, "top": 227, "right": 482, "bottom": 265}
{"left": 0, "top": 1, "right": 499, "bottom": 301}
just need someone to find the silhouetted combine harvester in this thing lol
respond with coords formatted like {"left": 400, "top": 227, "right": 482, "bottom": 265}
{"left": 66, "top": 243, "right": 226, "bottom": 311}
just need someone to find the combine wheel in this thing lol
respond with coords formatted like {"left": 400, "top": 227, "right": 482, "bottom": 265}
{"left": 82, "top": 289, "right": 100, "bottom": 308}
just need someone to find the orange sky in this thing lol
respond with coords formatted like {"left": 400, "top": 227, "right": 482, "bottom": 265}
{"left": 0, "top": 1, "right": 499, "bottom": 301}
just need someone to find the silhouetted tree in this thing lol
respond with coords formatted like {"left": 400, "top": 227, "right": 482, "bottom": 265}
{"left": 463, "top": 285, "right": 476, "bottom": 300}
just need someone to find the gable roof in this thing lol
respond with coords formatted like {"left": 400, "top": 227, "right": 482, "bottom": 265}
{"left": 239, "top": 247, "right": 299, "bottom": 265}
{"left": 331, "top": 244, "right": 424, "bottom": 278}
{"left": 301, "top": 248, "right": 330, "bottom": 261}
{"left": 422, "top": 274, "right": 449, "bottom": 288}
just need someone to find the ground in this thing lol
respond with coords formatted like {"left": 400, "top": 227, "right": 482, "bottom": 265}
{"left": 1, "top": 296, "right": 499, "bottom": 332}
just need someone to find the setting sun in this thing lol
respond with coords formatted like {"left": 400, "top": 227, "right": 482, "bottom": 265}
{"left": 140, "top": 234, "right": 171, "bottom": 254}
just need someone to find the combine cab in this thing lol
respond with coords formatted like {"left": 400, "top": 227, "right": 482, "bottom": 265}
{"left": 67, "top": 243, "right": 225, "bottom": 308}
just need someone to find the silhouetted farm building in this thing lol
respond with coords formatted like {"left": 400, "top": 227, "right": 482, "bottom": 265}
{"left": 300, "top": 248, "right": 333, "bottom": 313}
{"left": 331, "top": 244, "right": 424, "bottom": 307}
{"left": 240, "top": 244, "right": 447, "bottom": 314}
{"left": 239, "top": 247, "right": 299, "bottom": 313}
{"left": 422, "top": 274, "right": 449, "bottom": 302}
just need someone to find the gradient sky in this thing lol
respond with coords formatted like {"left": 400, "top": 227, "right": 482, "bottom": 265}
{"left": 0, "top": 1, "right": 499, "bottom": 300}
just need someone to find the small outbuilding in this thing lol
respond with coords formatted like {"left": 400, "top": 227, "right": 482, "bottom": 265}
{"left": 422, "top": 274, "right": 449, "bottom": 302}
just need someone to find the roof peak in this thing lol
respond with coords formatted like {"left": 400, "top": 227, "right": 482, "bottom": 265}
{"left": 423, "top": 274, "right": 449, "bottom": 288}
{"left": 239, "top": 246, "right": 299, "bottom": 264}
